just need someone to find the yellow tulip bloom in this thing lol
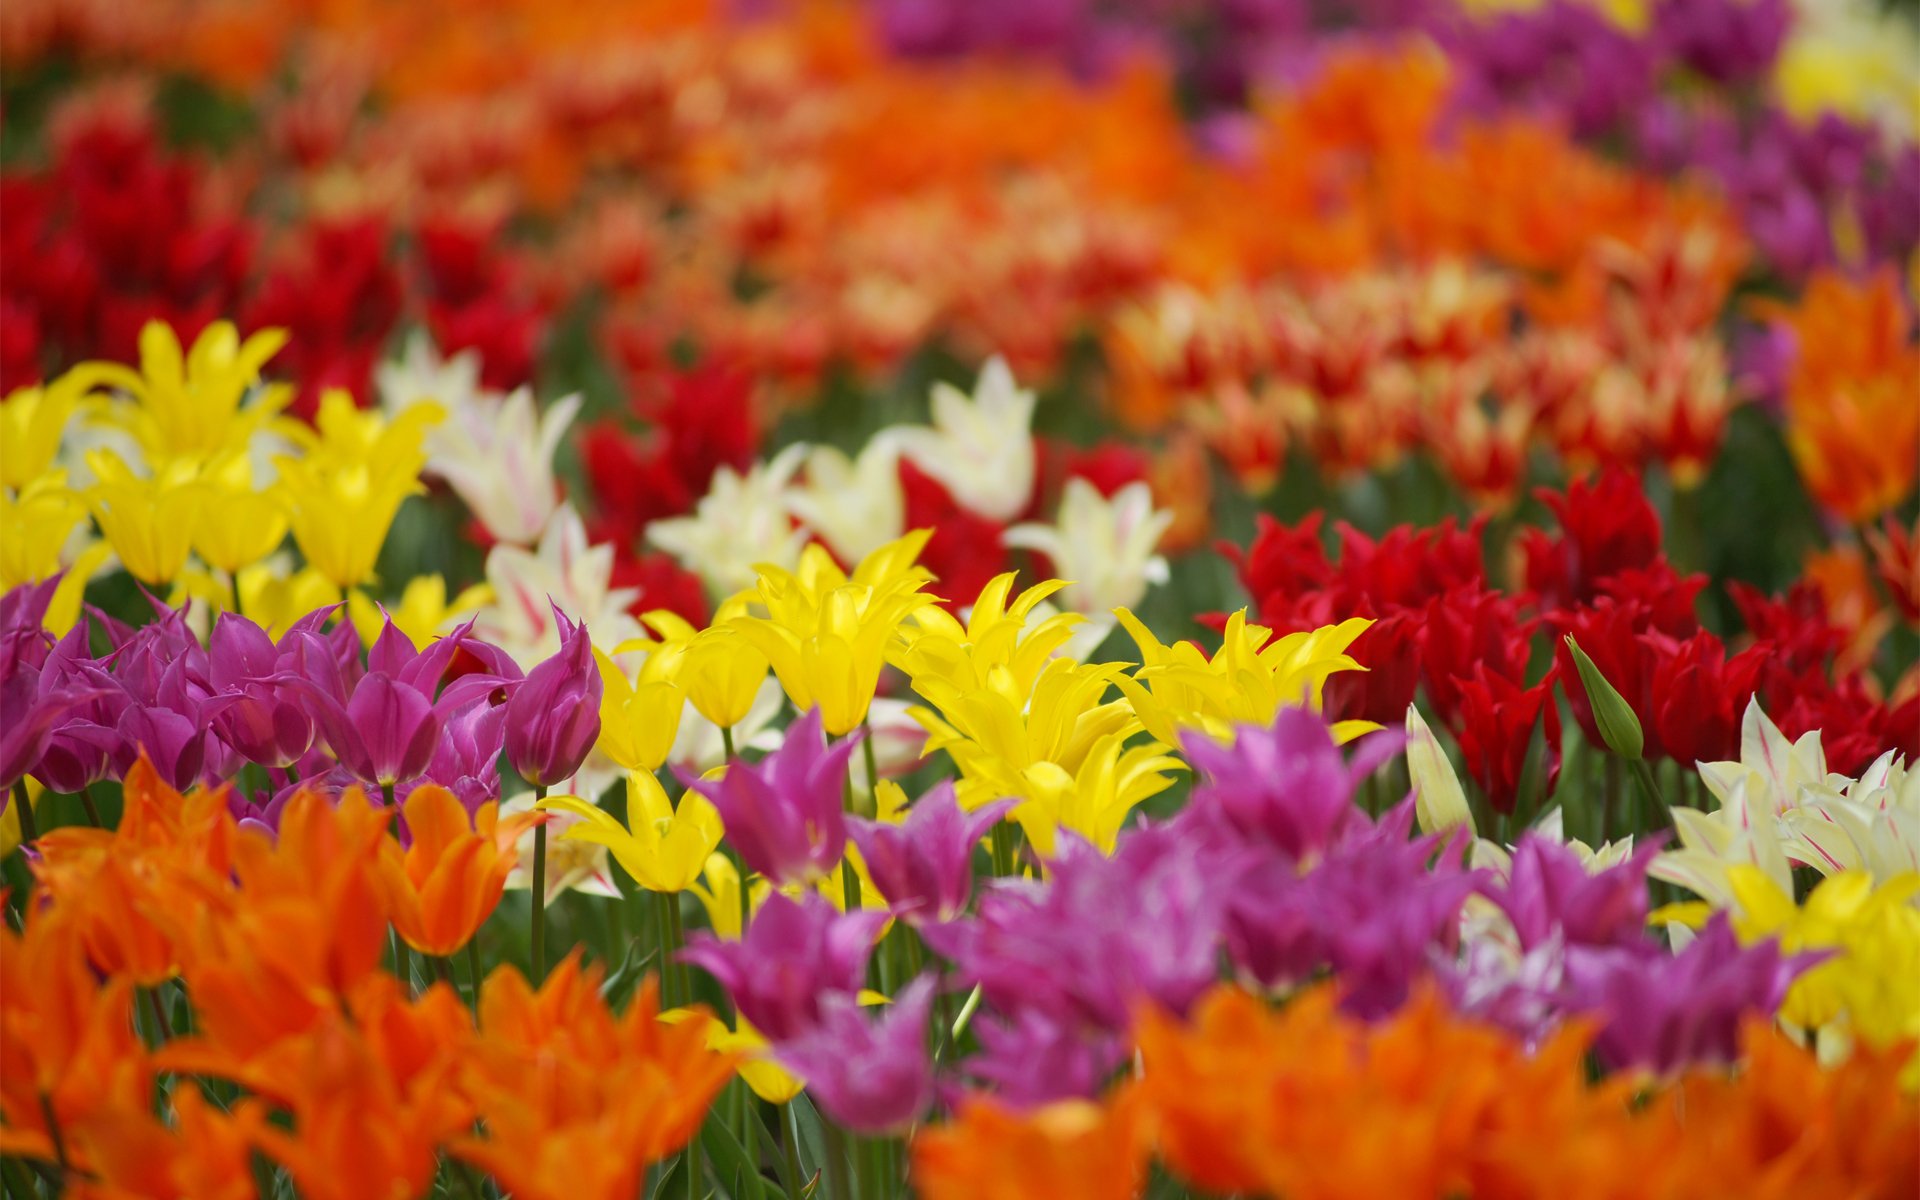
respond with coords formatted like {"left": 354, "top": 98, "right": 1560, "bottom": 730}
{"left": 89, "top": 320, "right": 290, "bottom": 466}
{"left": 2, "top": 370, "right": 101, "bottom": 491}
{"left": 679, "top": 628, "right": 772, "bottom": 731}
{"left": 1723, "top": 866, "right": 1920, "bottom": 1063}
{"left": 84, "top": 449, "right": 206, "bottom": 586}
{"left": 274, "top": 389, "right": 437, "bottom": 588}
{"left": 538, "top": 773, "right": 723, "bottom": 894}
{"left": 661, "top": 1008, "right": 805, "bottom": 1104}
{"left": 1113, "top": 608, "right": 1376, "bottom": 746}
{"left": 596, "top": 646, "right": 687, "bottom": 772}
{"left": 191, "top": 451, "right": 289, "bottom": 574}
{"left": 893, "top": 573, "right": 1082, "bottom": 700}
{"left": 731, "top": 532, "right": 940, "bottom": 735}
{"left": 348, "top": 575, "right": 492, "bottom": 649}
{"left": 1013, "top": 730, "right": 1184, "bottom": 857}
{"left": 689, "top": 852, "right": 769, "bottom": 941}
{"left": 236, "top": 561, "right": 342, "bottom": 637}
{"left": 0, "top": 473, "right": 87, "bottom": 588}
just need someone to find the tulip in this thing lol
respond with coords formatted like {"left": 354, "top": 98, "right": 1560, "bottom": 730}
{"left": 504, "top": 607, "right": 602, "bottom": 788}
{"left": 204, "top": 610, "right": 320, "bottom": 768}
{"left": 678, "top": 629, "right": 769, "bottom": 732}
{"left": 1404, "top": 704, "right": 1473, "bottom": 836}
{"left": 594, "top": 647, "right": 683, "bottom": 773}
{"left": 848, "top": 782, "right": 1012, "bottom": 926}
{"left": 1564, "top": 635, "right": 1645, "bottom": 760}
{"left": 1179, "top": 706, "right": 1403, "bottom": 865}
{"left": 381, "top": 785, "right": 538, "bottom": 957}
{"left": 678, "top": 707, "right": 861, "bottom": 886}
{"left": 681, "top": 892, "right": 885, "bottom": 1042}
{"left": 537, "top": 771, "right": 722, "bottom": 893}
{"left": 775, "top": 976, "right": 936, "bottom": 1134}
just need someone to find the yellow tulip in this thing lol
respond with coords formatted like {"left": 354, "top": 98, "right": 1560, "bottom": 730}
{"left": 348, "top": 575, "right": 492, "bottom": 649}
{"left": 274, "top": 389, "right": 437, "bottom": 588}
{"left": 1011, "top": 730, "right": 1184, "bottom": 857}
{"left": 689, "top": 852, "right": 769, "bottom": 941}
{"left": 596, "top": 647, "right": 686, "bottom": 772}
{"left": 1113, "top": 608, "right": 1376, "bottom": 746}
{"left": 2, "top": 370, "right": 101, "bottom": 491}
{"left": 89, "top": 320, "right": 290, "bottom": 466}
{"left": 537, "top": 772, "right": 723, "bottom": 893}
{"left": 0, "top": 473, "right": 87, "bottom": 587}
{"left": 84, "top": 449, "right": 206, "bottom": 586}
{"left": 731, "top": 532, "right": 939, "bottom": 735}
{"left": 660, "top": 1008, "right": 805, "bottom": 1104}
{"left": 192, "top": 452, "right": 289, "bottom": 574}
{"left": 1405, "top": 704, "right": 1476, "bottom": 837}
{"left": 679, "top": 628, "right": 771, "bottom": 731}
{"left": 237, "top": 561, "right": 342, "bottom": 637}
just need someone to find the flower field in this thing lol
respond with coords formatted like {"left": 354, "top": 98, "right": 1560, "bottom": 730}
{"left": 1, "top": 1, "right": 1918, "bottom": 1197}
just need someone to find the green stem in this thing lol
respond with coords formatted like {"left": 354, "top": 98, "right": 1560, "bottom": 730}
{"left": 143, "top": 985, "right": 172, "bottom": 1043}
{"left": 37, "top": 1091, "right": 69, "bottom": 1177}
{"left": 11, "top": 781, "right": 37, "bottom": 847}
{"left": 77, "top": 784, "right": 103, "bottom": 829}
{"left": 664, "top": 891, "right": 690, "bottom": 1005}
{"left": 1626, "top": 759, "right": 1672, "bottom": 833}
{"left": 779, "top": 1103, "right": 808, "bottom": 1200}
{"left": 465, "top": 940, "right": 485, "bottom": 1020}
{"left": 821, "top": 1121, "right": 855, "bottom": 1200}
{"left": 721, "top": 724, "right": 737, "bottom": 761}
{"left": 381, "top": 779, "right": 396, "bottom": 808}
{"left": 861, "top": 723, "right": 881, "bottom": 816}
{"left": 990, "top": 819, "right": 1013, "bottom": 878}
{"left": 531, "top": 783, "right": 548, "bottom": 984}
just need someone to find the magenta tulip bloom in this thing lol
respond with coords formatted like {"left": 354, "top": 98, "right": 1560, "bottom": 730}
{"left": 203, "top": 610, "right": 322, "bottom": 768}
{"left": 1491, "top": 833, "right": 1667, "bottom": 953}
{"left": 848, "top": 783, "right": 1012, "bottom": 926}
{"left": 678, "top": 707, "right": 862, "bottom": 886}
{"left": 1180, "top": 706, "right": 1403, "bottom": 864}
{"left": 681, "top": 892, "right": 886, "bottom": 1041}
{"left": 776, "top": 977, "right": 935, "bottom": 1134}
{"left": 295, "top": 617, "right": 514, "bottom": 792}
{"left": 503, "top": 607, "right": 600, "bottom": 788}
{"left": 1565, "top": 916, "right": 1815, "bottom": 1074}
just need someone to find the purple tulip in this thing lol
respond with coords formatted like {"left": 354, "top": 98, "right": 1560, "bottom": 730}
{"left": 681, "top": 892, "right": 886, "bottom": 1041}
{"left": 775, "top": 976, "right": 936, "bottom": 1134}
{"left": 1223, "top": 803, "right": 1480, "bottom": 1018}
{"left": 960, "top": 1008, "right": 1123, "bottom": 1109}
{"left": 848, "top": 782, "right": 1012, "bottom": 927}
{"left": 503, "top": 606, "right": 601, "bottom": 788}
{"left": 25, "top": 619, "right": 124, "bottom": 794}
{"left": 1179, "top": 706, "right": 1401, "bottom": 864}
{"left": 1651, "top": 0, "right": 1788, "bottom": 85}
{"left": 400, "top": 702, "right": 509, "bottom": 815}
{"left": 1564, "top": 915, "right": 1815, "bottom": 1075}
{"left": 203, "top": 610, "right": 321, "bottom": 768}
{"left": 1491, "top": 833, "right": 1666, "bottom": 953}
{"left": 294, "top": 617, "right": 515, "bottom": 792}
{"left": 1, "top": 580, "right": 113, "bottom": 792}
{"left": 678, "top": 707, "right": 861, "bottom": 886}
{"left": 927, "top": 820, "right": 1232, "bottom": 1035}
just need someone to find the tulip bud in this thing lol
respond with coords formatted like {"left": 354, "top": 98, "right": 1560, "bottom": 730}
{"left": 1564, "top": 636, "right": 1644, "bottom": 760}
{"left": 505, "top": 609, "right": 603, "bottom": 787}
{"left": 1404, "top": 704, "right": 1475, "bottom": 836}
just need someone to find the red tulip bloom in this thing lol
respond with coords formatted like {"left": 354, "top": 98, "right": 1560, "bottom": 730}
{"left": 1455, "top": 667, "right": 1561, "bottom": 815}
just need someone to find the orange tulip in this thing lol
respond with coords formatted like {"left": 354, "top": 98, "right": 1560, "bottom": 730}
{"left": 379, "top": 784, "right": 538, "bottom": 957}
{"left": 452, "top": 959, "right": 736, "bottom": 1200}
{"left": 167, "top": 788, "right": 392, "bottom": 1077}
{"left": 32, "top": 757, "right": 240, "bottom": 987}
{"left": 65, "top": 1086, "right": 258, "bottom": 1200}
{"left": 0, "top": 908, "right": 149, "bottom": 1174}
{"left": 913, "top": 1092, "right": 1146, "bottom": 1200}
{"left": 1769, "top": 270, "right": 1920, "bottom": 523}
{"left": 244, "top": 976, "right": 474, "bottom": 1200}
